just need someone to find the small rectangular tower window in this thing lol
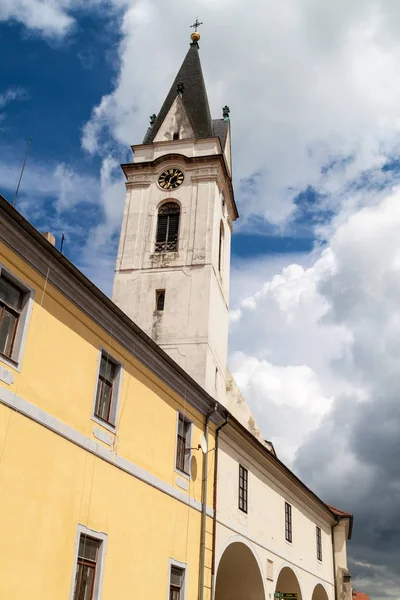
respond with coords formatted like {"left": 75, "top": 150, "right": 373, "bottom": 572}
{"left": 285, "top": 502, "right": 292, "bottom": 542}
{"left": 238, "top": 465, "right": 248, "bottom": 513}
{"left": 176, "top": 413, "right": 192, "bottom": 475}
{"left": 169, "top": 565, "right": 185, "bottom": 600}
{"left": 156, "top": 289, "right": 165, "bottom": 311}
{"left": 316, "top": 526, "right": 322, "bottom": 561}
{"left": 173, "top": 131, "right": 180, "bottom": 140}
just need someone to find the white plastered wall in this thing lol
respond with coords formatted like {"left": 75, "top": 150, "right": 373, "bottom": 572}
{"left": 113, "top": 144, "right": 232, "bottom": 402}
{"left": 215, "top": 433, "right": 336, "bottom": 600}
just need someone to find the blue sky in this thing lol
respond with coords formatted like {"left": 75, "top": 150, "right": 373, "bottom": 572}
{"left": 0, "top": 10, "right": 320, "bottom": 287}
{"left": 3, "top": 2, "right": 400, "bottom": 596}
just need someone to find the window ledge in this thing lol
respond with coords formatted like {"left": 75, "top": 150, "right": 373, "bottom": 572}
{"left": 174, "top": 465, "right": 190, "bottom": 481}
{"left": 0, "top": 353, "right": 20, "bottom": 373}
{"left": 91, "top": 415, "right": 117, "bottom": 435}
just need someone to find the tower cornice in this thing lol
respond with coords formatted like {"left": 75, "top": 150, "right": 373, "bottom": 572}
{"left": 121, "top": 152, "right": 239, "bottom": 221}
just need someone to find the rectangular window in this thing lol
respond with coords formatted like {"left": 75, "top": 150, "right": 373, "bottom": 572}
{"left": 238, "top": 465, "right": 248, "bottom": 513}
{"left": 285, "top": 502, "right": 292, "bottom": 543}
{"left": 173, "top": 132, "right": 180, "bottom": 140}
{"left": 71, "top": 526, "right": 107, "bottom": 600}
{"left": 169, "top": 566, "right": 184, "bottom": 600}
{"left": 316, "top": 526, "right": 322, "bottom": 561}
{"left": 93, "top": 351, "right": 122, "bottom": 429}
{"left": 0, "top": 275, "right": 22, "bottom": 359}
{"left": 74, "top": 535, "right": 101, "bottom": 600}
{"left": 176, "top": 413, "right": 191, "bottom": 475}
{"left": 156, "top": 289, "right": 165, "bottom": 311}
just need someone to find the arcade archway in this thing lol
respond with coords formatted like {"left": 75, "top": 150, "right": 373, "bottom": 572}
{"left": 312, "top": 584, "right": 329, "bottom": 600}
{"left": 215, "top": 542, "right": 265, "bottom": 600}
{"left": 275, "top": 566, "right": 303, "bottom": 600}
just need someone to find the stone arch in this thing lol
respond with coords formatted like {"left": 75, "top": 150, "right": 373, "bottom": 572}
{"left": 215, "top": 539, "right": 266, "bottom": 600}
{"left": 312, "top": 583, "right": 329, "bottom": 600}
{"left": 275, "top": 565, "right": 303, "bottom": 600}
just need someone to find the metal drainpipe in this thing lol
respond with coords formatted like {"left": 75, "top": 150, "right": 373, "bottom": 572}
{"left": 210, "top": 414, "right": 229, "bottom": 600}
{"left": 199, "top": 403, "right": 219, "bottom": 600}
{"left": 332, "top": 522, "right": 339, "bottom": 600}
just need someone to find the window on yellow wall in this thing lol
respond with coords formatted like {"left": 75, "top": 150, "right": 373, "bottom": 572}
{"left": 74, "top": 535, "right": 101, "bottom": 600}
{"left": 0, "top": 275, "right": 22, "bottom": 358}
{"left": 169, "top": 565, "right": 185, "bottom": 600}
{"left": 176, "top": 413, "right": 192, "bottom": 475}
{"left": 0, "top": 267, "right": 34, "bottom": 369}
{"left": 71, "top": 526, "right": 107, "bottom": 600}
{"left": 92, "top": 350, "right": 123, "bottom": 430}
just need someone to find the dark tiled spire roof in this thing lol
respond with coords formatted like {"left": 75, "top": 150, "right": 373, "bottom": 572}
{"left": 212, "top": 119, "right": 229, "bottom": 149}
{"left": 143, "top": 41, "right": 213, "bottom": 144}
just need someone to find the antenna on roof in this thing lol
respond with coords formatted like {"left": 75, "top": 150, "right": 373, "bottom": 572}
{"left": 13, "top": 138, "right": 32, "bottom": 208}
{"left": 60, "top": 232, "right": 65, "bottom": 254}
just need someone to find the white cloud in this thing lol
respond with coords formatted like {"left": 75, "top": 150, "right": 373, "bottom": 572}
{"left": 0, "top": 87, "right": 27, "bottom": 108}
{"left": 0, "top": 0, "right": 75, "bottom": 37}
{"left": 0, "top": 0, "right": 129, "bottom": 39}
{"left": 230, "top": 187, "right": 400, "bottom": 596}
{"left": 81, "top": 0, "right": 400, "bottom": 235}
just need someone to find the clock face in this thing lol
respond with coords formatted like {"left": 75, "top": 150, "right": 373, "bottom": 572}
{"left": 158, "top": 168, "right": 184, "bottom": 190}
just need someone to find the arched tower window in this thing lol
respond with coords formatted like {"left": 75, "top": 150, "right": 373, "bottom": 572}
{"left": 218, "top": 222, "right": 224, "bottom": 274}
{"left": 155, "top": 202, "right": 180, "bottom": 253}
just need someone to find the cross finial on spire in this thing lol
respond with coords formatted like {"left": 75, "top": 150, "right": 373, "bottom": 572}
{"left": 190, "top": 18, "right": 203, "bottom": 33}
{"left": 190, "top": 18, "right": 203, "bottom": 45}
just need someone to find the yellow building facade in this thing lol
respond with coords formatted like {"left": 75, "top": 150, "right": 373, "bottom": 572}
{"left": 0, "top": 195, "right": 226, "bottom": 600}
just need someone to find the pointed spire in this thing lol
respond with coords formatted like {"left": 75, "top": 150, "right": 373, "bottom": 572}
{"left": 143, "top": 34, "right": 213, "bottom": 144}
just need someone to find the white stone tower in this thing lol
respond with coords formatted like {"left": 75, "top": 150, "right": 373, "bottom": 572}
{"left": 112, "top": 30, "right": 238, "bottom": 402}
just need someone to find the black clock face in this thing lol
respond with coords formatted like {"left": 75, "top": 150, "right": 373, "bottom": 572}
{"left": 158, "top": 168, "right": 184, "bottom": 190}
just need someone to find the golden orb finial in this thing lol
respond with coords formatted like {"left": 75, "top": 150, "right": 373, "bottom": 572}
{"left": 190, "top": 18, "right": 203, "bottom": 44}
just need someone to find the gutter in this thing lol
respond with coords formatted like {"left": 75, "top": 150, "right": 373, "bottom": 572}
{"left": 331, "top": 522, "right": 339, "bottom": 600}
{"left": 199, "top": 403, "right": 219, "bottom": 600}
{"left": 210, "top": 413, "right": 229, "bottom": 600}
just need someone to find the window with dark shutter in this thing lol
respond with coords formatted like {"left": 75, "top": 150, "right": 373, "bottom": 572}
{"left": 316, "top": 526, "right": 322, "bottom": 561}
{"left": 285, "top": 502, "right": 292, "bottom": 542}
{"left": 218, "top": 222, "right": 224, "bottom": 274}
{"left": 155, "top": 202, "right": 180, "bottom": 253}
{"left": 238, "top": 465, "right": 248, "bottom": 513}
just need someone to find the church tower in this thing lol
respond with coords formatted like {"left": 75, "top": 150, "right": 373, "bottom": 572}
{"left": 112, "top": 29, "right": 238, "bottom": 402}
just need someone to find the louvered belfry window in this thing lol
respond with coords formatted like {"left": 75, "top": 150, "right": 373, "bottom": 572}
{"left": 155, "top": 202, "right": 180, "bottom": 253}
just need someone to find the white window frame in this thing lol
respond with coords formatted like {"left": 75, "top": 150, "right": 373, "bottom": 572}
{"left": 69, "top": 524, "right": 108, "bottom": 600}
{"left": 167, "top": 558, "right": 188, "bottom": 600}
{"left": 91, "top": 348, "right": 123, "bottom": 433}
{"left": 174, "top": 411, "right": 193, "bottom": 480}
{"left": 0, "top": 264, "right": 34, "bottom": 372}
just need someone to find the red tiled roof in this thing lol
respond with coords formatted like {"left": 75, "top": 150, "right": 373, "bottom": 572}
{"left": 326, "top": 504, "right": 353, "bottom": 517}
{"left": 352, "top": 592, "right": 371, "bottom": 600}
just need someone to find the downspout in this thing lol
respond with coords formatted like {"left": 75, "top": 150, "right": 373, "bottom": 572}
{"left": 211, "top": 414, "right": 229, "bottom": 600}
{"left": 332, "top": 522, "right": 339, "bottom": 600}
{"left": 199, "top": 403, "right": 219, "bottom": 600}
